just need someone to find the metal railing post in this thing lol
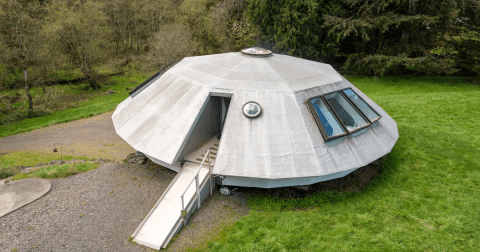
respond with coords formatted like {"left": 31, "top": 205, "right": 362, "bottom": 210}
{"left": 179, "top": 149, "right": 212, "bottom": 224}
{"left": 208, "top": 153, "right": 212, "bottom": 195}
{"left": 195, "top": 175, "right": 200, "bottom": 209}
{"left": 181, "top": 195, "right": 184, "bottom": 211}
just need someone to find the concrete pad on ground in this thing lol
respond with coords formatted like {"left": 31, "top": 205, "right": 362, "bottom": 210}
{"left": 0, "top": 178, "right": 51, "bottom": 218}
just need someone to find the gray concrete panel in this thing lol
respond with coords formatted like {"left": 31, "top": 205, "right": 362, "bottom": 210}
{"left": 0, "top": 178, "right": 51, "bottom": 218}
{"left": 221, "top": 168, "right": 356, "bottom": 188}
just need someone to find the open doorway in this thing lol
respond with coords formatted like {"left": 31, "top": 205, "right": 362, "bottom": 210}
{"left": 175, "top": 95, "right": 231, "bottom": 166}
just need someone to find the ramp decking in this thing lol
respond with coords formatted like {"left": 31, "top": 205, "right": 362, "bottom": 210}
{"left": 131, "top": 161, "right": 211, "bottom": 250}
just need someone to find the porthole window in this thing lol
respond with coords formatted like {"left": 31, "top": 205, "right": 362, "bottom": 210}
{"left": 243, "top": 102, "right": 262, "bottom": 118}
{"left": 307, "top": 88, "right": 382, "bottom": 141}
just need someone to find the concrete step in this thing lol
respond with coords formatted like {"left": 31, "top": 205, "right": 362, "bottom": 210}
{"left": 184, "top": 134, "right": 220, "bottom": 166}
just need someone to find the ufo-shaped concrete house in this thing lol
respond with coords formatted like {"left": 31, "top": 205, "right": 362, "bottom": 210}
{"left": 112, "top": 48, "right": 399, "bottom": 249}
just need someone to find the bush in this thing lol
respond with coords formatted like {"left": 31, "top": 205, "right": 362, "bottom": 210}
{"left": 0, "top": 167, "right": 15, "bottom": 180}
{"left": 0, "top": 109, "right": 50, "bottom": 125}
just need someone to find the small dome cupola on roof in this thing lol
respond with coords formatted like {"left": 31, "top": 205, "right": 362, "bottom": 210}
{"left": 241, "top": 47, "right": 272, "bottom": 56}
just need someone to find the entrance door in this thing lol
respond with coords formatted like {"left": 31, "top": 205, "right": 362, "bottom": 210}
{"left": 177, "top": 95, "right": 232, "bottom": 166}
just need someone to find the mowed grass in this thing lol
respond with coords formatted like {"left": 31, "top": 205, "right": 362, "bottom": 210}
{"left": 0, "top": 151, "right": 91, "bottom": 179}
{"left": 11, "top": 162, "right": 98, "bottom": 180}
{"left": 0, "top": 72, "right": 154, "bottom": 137}
{"left": 206, "top": 76, "right": 480, "bottom": 251}
{"left": 0, "top": 151, "right": 89, "bottom": 168}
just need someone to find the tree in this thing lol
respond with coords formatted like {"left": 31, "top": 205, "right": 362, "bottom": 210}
{"left": 0, "top": 0, "right": 43, "bottom": 114}
{"left": 248, "top": 0, "right": 480, "bottom": 76}
{"left": 248, "top": 0, "right": 325, "bottom": 60}
{"left": 101, "top": 0, "right": 174, "bottom": 64}
{"left": 448, "top": 0, "right": 480, "bottom": 76}
{"left": 211, "top": 0, "right": 257, "bottom": 51}
{"left": 321, "top": 0, "right": 480, "bottom": 76}
{"left": 44, "top": 0, "right": 112, "bottom": 90}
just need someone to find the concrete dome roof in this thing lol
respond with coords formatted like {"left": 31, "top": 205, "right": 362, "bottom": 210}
{"left": 112, "top": 51, "right": 399, "bottom": 187}
{"left": 164, "top": 52, "right": 343, "bottom": 93}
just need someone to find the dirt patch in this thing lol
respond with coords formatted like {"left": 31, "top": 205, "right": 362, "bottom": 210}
{"left": 239, "top": 156, "right": 386, "bottom": 199}
{"left": 166, "top": 191, "right": 248, "bottom": 251}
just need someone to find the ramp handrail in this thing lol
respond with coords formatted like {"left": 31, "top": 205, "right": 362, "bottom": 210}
{"left": 180, "top": 150, "right": 213, "bottom": 216}
{"left": 131, "top": 159, "right": 185, "bottom": 238}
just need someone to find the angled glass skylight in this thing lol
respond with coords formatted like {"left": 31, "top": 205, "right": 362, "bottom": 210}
{"left": 309, "top": 97, "right": 346, "bottom": 138}
{"left": 308, "top": 88, "right": 382, "bottom": 141}
{"left": 342, "top": 88, "right": 381, "bottom": 122}
{"left": 324, "top": 92, "right": 369, "bottom": 133}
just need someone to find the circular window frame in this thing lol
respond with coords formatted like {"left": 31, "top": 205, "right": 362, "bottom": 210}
{"left": 242, "top": 101, "right": 262, "bottom": 118}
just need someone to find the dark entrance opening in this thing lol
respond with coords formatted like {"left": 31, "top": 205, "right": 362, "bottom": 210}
{"left": 175, "top": 95, "right": 231, "bottom": 163}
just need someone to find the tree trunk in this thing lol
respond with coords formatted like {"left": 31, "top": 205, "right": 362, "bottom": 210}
{"left": 87, "top": 74, "right": 100, "bottom": 90}
{"left": 82, "top": 58, "right": 100, "bottom": 90}
{"left": 85, "top": 69, "right": 100, "bottom": 90}
{"left": 23, "top": 68, "right": 34, "bottom": 115}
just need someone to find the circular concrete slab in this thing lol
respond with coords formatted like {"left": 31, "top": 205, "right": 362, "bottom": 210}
{"left": 0, "top": 178, "right": 51, "bottom": 218}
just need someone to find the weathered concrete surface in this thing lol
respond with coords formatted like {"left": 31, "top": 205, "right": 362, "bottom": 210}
{"left": 112, "top": 52, "right": 399, "bottom": 185}
{"left": 0, "top": 178, "right": 51, "bottom": 218}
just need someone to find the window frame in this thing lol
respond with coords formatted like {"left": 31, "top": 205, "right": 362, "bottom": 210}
{"left": 306, "top": 88, "right": 382, "bottom": 142}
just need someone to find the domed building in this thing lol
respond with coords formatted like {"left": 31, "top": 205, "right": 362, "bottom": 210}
{"left": 113, "top": 48, "right": 398, "bottom": 188}
{"left": 112, "top": 48, "right": 399, "bottom": 249}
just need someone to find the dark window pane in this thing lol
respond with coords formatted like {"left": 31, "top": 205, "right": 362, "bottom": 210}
{"left": 324, "top": 92, "right": 368, "bottom": 132}
{"left": 310, "top": 98, "right": 345, "bottom": 137}
{"left": 343, "top": 89, "right": 380, "bottom": 122}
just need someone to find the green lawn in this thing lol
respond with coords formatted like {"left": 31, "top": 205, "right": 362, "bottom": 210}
{"left": 0, "top": 151, "right": 90, "bottom": 168}
{"left": 12, "top": 162, "right": 99, "bottom": 180}
{"left": 0, "top": 72, "right": 153, "bottom": 137}
{"left": 205, "top": 76, "right": 480, "bottom": 251}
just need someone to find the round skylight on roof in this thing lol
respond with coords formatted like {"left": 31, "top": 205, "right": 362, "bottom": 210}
{"left": 241, "top": 47, "right": 272, "bottom": 56}
{"left": 243, "top": 102, "right": 262, "bottom": 118}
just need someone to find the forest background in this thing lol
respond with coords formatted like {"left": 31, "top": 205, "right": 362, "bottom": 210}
{"left": 0, "top": 0, "right": 479, "bottom": 122}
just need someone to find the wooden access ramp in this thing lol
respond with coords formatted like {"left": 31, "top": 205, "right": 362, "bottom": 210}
{"left": 131, "top": 153, "right": 215, "bottom": 250}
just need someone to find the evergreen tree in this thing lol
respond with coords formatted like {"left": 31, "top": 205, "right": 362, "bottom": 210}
{"left": 448, "top": 0, "right": 480, "bottom": 76}
{"left": 248, "top": 0, "right": 325, "bottom": 60}
{"left": 249, "top": 0, "right": 480, "bottom": 76}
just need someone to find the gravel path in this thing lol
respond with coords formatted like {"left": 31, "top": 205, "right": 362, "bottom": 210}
{"left": 0, "top": 162, "right": 173, "bottom": 251}
{"left": 0, "top": 111, "right": 135, "bottom": 160}
{"left": 0, "top": 162, "right": 248, "bottom": 252}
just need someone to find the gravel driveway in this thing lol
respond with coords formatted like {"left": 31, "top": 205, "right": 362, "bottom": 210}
{"left": 0, "top": 111, "right": 135, "bottom": 160}
{"left": 0, "top": 162, "right": 248, "bottom": 252}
